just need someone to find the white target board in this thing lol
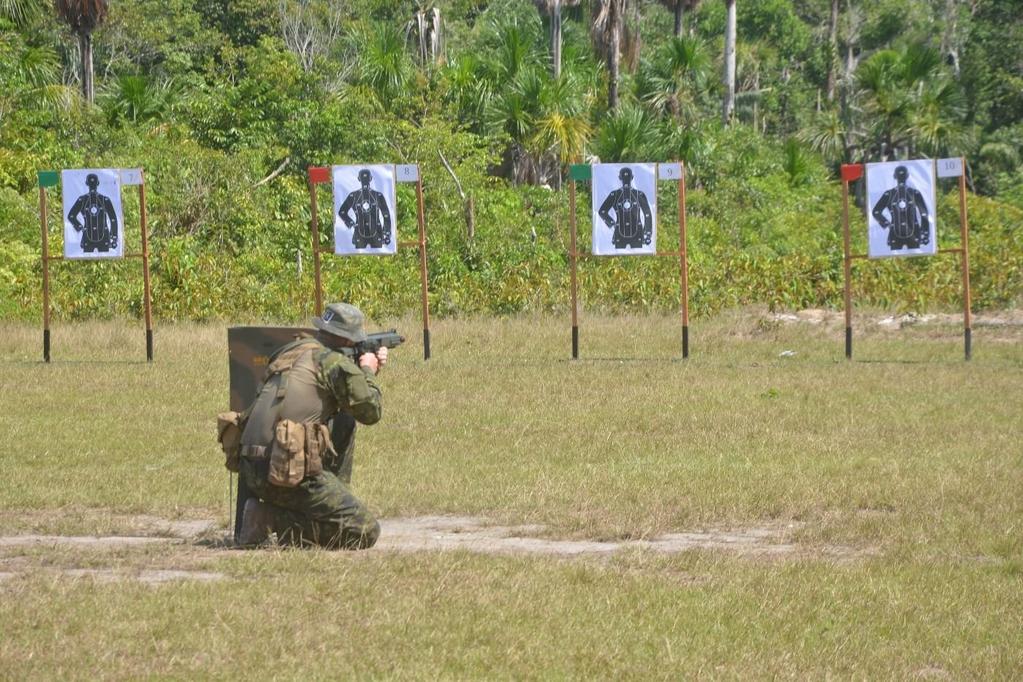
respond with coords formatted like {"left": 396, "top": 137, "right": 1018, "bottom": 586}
{"left": 62, "top": 168, "right": 124, "bottom": 259}
{"left": 865, "top": 159, "right": 937, "bottom": 258}
{"left": 591, "top": 163, "right": 657, "bottom": 256}
{"left": 332, "top": 165, "right": 397, "bottom": 255}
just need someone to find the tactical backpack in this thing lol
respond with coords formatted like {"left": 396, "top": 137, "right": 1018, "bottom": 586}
{"left": 217, "top": 338, "right": 336, "bottom": 486}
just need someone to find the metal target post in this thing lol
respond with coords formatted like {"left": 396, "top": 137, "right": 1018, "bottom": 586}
{"left": 566, "top": 162, "right": 691, "bottom": 360}
{"left": 37, "top": 168, "right": 155, "bottom": 362}
{"left": 307, "top": 164, "right": 432, "bottom": 360}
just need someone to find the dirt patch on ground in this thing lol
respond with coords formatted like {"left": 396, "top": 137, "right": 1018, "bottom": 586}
{"left": 767, "top": 308, "right": 1023, "bottom": 330}
{"left": 0, "top": 535, "right": 174, "bottom": 549}
{"left": 374, "top": 516, "right": 821, "bottom": 558}
{"left": 0, "top": 509, "right": 220, "bottom": 539}
{"left": 0, "top": 565, "right": 226, "bottom": 585}
{"left": 0, "top": 514, "right": 874, "bottom": 585}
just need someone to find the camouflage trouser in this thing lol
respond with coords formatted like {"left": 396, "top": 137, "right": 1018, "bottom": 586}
{"left": 240, "top": 455, "right": 379, "bottom": 550}
{"left": 330, "top": 413, "right": 356, "bottom": 485}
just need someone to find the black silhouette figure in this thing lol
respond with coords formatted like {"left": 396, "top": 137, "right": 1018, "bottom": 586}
{"left": 598, "top": 167, "right": 653, "bottom": 249}
{"left": 338, "top": 169, "right": 392, "bottom": 249}
{"left": 871, "top": 165, "right": 931, "bottom": 250}
{"left": 67, "top": 173, "right": 118, "bottom": 253}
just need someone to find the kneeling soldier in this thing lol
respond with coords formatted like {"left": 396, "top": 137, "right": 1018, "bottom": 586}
{"left": 236, "top": 303, "right": 387, "bottom": 549}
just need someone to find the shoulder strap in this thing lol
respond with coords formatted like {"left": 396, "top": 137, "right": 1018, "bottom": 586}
{"left": 264, "top": 338, "right": 320, "bottom": 380}
{"left": 261, "top": 338, "right": 321, "bottom": 400}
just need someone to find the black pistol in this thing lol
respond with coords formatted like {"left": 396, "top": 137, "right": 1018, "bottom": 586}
{"left": 342, "top": 329, "right": 404, "bottom": 360}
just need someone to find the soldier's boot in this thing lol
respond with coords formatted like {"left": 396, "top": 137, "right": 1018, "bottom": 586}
{"left": 238, "top": 498, "right": 272, "bottom": 547}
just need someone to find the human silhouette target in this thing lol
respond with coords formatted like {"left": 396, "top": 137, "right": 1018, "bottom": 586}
{"left": 865, "top": 159, "right": 937, "bottom": 258}
{"left": 591, "top": 163, "right": 657, "bottom": 255}
{"left": 332, "top": 165, "right": 397, "bottom": 255}
{"left": 61, "top": 169, "right": 123, "bottom": 259}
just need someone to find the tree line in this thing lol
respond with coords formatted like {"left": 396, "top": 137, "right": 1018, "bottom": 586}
{"left": 0, "top": 0, "right": 1020, "bottom": 321}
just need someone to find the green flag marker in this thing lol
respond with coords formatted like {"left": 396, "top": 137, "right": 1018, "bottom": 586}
{"left": 38, "top": 171, "right": 59, "bottom": 188}
{"left": 569, "top": 164, "right": 591, "bottom": 182}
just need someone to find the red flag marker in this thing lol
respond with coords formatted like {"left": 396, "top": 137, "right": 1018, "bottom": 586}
{"left": 840, "top": 164, "right": 863, "bottom": 182}
{"left": 308, "top": 166, "right": 330, "bottom": 184}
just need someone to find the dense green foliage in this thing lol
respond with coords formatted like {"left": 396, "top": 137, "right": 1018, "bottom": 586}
{"left": 1, "top": 0, "right": 1021, "bottom": 321}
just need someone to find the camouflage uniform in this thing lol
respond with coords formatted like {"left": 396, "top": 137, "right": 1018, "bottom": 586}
{"left": 239, "top": 305, "right": 383, "bottom": 549}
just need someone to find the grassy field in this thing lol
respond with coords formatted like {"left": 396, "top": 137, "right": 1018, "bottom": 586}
{"left": 1, "top": 310, "right": 1021, "bottom": 678}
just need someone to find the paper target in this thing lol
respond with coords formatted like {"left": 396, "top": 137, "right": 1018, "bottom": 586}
{"left": 866, "top": 159, "right": 937, "bottom": 258}
{"left": 332, "top": 165, "right": 397, "bottom": 255}
{"left": 591, "top": 163, "right": 657, "bottom": 256}
{"left": 61, "top": 169, "right": 124, "bottom": 260}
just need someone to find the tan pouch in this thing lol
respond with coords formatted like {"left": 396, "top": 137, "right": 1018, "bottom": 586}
{"left": 216, "top": 411, "right": 245, "bottom": 472}
{"left": 303, "top": 424, "right": 333, "bottom": 478}
{"left": 268, "top": 419, "right": 307, "bottom": 487}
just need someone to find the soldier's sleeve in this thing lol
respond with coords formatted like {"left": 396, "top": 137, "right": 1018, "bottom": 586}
{"left": 318, "top": 351, "right": 383, "bottom": 425}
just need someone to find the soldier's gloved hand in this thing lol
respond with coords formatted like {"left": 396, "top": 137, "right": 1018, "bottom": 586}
{"left": 359, "top": 352, "right": 380, "bottom": 374}
{"left": 376, "top": 346, "right": 388, "bottom": 368}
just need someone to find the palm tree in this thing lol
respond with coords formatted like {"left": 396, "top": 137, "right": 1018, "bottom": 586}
{"left": 825, "top": 0, "right": 839, "bottom": 102}
{"left": 492, "top": 14, "right": 543, "bottom": 81}
{"left": 408, "top": 2, "right": 444, "bottom": 67}
{"left": 361, "top": 24, "right": 414, "bottom": 105}
{"left": 2, "top": 0, "right": 42, "bottom": 24}
{"left": 0, "top": 41, "right": 76, "bottom": 128}
{"left": 807, "top": 43, "right": 969, "bottom": 162}
{"left": 485, "top": 67, "right": 545, "bottom": 184}
{"left": 592, "top": 0, "right": 625, "bottom": 110}
{"left": 54, "top": 0, "right": 109, "bottom": 103}
{"left": 532, "top": 0, "right": 581, "bottom": 79}
{"left": 732, "top": 39, "right": 773, "bottom": 131}
{"left": 443, "top": 53, "right": 492, "bottom": 133}
{"left": 721, "top": 0, "right": 736, "bottom": 125}
{"left": 532, "top": 71, "right": 592, "bottom": 185}
{"left": 484, "top": 63, "right": 591, "bottom": 187}
{"left": 593, "top": 104, "right": 657, "bottom": 162}
{"left": 856, "top": 46, "right": 925, "bottom": 158}
{"left": 102, "top": 75, "right": 182, "bottom": 125}
{"left": 657, "top": 0, "right": 700, "bottom": 38}
{"left": 781, "top": 139, "right": 818, "bottom": 187}
{"left": 799, "top": 108, "right": 858, "bottom": 163}
{"left": 638, "top": 35, "right": 710, "bottom": 122}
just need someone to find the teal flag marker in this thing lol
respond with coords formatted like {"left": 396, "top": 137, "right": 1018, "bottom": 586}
{"left": 569, "top": 164, "right": 591, "bottom": 182}
{"left": 38, "top": 170, "right": 59, "bottom": 188}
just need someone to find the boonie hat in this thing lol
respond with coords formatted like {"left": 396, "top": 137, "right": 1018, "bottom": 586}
{"left": 312, "top": 303, "right": 368, "bottom": 343}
